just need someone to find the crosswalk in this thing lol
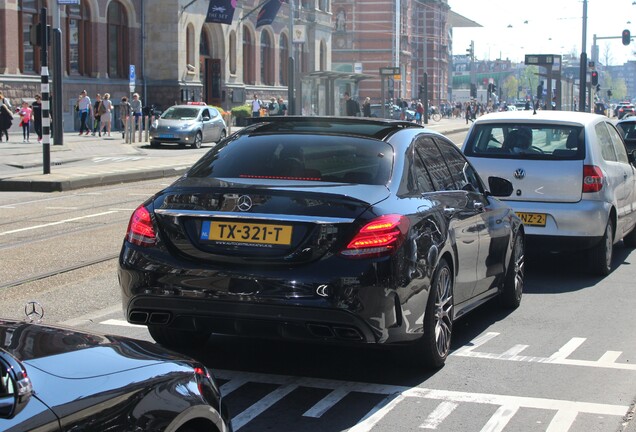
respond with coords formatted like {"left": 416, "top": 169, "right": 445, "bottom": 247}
{"left": 93, "top": 317, "right": 632, "bottom": 431}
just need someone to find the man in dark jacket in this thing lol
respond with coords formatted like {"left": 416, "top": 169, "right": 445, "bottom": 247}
{"left": 344, "top": 92, "right": 360, "bottom": 117}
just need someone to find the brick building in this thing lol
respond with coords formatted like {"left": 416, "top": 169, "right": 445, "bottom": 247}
{"left": 331, "top": 0, "right": 457, "bottom": 106}
{"left": 0, "top": 0, "right": 332, "bottom": 130}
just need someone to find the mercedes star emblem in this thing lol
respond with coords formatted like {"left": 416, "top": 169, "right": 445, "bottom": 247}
{"left": 24, "top": 301, "right": 45, "bottom": 323}
{"left": 237, "top": 195, "right": 253, "bottom": 212}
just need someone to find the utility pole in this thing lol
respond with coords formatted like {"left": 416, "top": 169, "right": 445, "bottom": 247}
{"left": 579, "top": 0, "right": 588, "bottom": 112}
{"left": 288, "top": 0, "right": 295, "bottom": 115}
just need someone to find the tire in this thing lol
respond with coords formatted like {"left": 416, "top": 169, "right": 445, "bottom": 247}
{"left": 148, "top": 326, "right": 210, "bottom": 351}
{"left": 588, "top": 219, "right": 614, "bottom": 276}
{"left": 623, "top": 225, "right": 636, "bottom": 248}
{"left": 500, "top": 234, "right": 524, "bottom": 309}
{"left": 192, "top": 132, "right": 202, "bottom": 149}
{"left": 411, "top": 259, "right": 453, "bottom": 369}
{"left": 432, "top": 113, "right": 442, "bottom": 122}
{"left": 217, "top": 130, "right": 227, "bottom": 143}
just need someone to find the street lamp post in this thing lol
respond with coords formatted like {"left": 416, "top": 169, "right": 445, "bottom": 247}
{"left": 579, "top": 0, "right": 588, "bottom": 112}
{"left": 287, "top": 0, "right": 295, "bottom": 115}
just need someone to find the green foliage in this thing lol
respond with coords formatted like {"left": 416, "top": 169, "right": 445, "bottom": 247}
{"left": 231, "top": 104, "right": 251, "bottom": 118}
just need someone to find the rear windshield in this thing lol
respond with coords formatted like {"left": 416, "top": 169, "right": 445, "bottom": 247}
{"left": 187, "top": 134, "right": 393, "bottom": 184}
{"left": 464, "top": 123, "right": 585, "bottom": 160}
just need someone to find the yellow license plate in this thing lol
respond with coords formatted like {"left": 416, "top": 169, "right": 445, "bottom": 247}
{"left": 201, "top": 221, "right": 293, "bottom": 245}
{"left": 516, "top": 212, "right": 547, "bottom": 227}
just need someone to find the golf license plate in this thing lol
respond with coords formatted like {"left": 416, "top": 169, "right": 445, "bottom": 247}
{"left": 201, "top": 220, "right": 293, "bottom": 245}
{"left": 516, "top": 212, "right": 546, "bottom": 227}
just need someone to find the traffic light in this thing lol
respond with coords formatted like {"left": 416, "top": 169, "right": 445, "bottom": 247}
{"left": 591, "top": 71, "right": 599, "bottom": 86}
{"left": 470, "top": 83, "right": 477, "bottom": 98}
{"left": 608, "top": 89, "right": 613, "bottom": 98}
{"left": 536, "top": 82, "right": 544, "bottom": 100}
{"left": 29, "top": 23, "right": 51, "bottom": 47}
{"left": 418, "top": 84, "right": 424, "bottom": 98}
{"left": 623, "top": 29, "right": 631, "bottom": 46}
{"left": 596, "top": 84, "right": 601, "bottom": 92}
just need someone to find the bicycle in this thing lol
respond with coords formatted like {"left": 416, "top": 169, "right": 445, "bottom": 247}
{"left": 430, "top": 112, "right": 442, "bottom": 122}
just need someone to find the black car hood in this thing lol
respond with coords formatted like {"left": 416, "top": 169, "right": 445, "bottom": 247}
{"left": 0, "top": 319, "right": 184, "bottom": 379}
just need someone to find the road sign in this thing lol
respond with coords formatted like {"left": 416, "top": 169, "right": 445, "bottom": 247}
{"left": 524, "top": 54, "right": 557, "bottom": 66}
{"left": 129, "top": 65, "right": 136, "bottom": 84}
{"left": 379, "top": 67, "right": 400, "bottom": 75}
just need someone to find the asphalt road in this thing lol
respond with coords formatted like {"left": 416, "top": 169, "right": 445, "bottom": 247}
{"left": 1, "top": 149, "right": 636, "bottom": 432}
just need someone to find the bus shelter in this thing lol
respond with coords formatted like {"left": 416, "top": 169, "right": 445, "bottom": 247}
{"left": 300, "top": 71, "right": 374, "bottom": 116}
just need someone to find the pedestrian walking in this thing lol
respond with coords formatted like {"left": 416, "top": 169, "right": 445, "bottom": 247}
{"left": 0, "top": 91, "right": 12, "bottom": 112}
{"left": 344, "top": 92, "right": 360, "bottom": 117}
{"left": 277, "top": 97, "right": 287, "bottom": 115}
{"left": 92, "top": 94, "right": 102, "bottom": 136}
{"left": 76, "top": 90, "right": 91, "bottom": 135}
{"left": 362, "top": 97, "right": 371, "bottom": 117}
{"left": 99, "top": 93, "right": 113, "bottom": 137}
{"left": 31, "top": 94, "right": 43, "bottom": 142}
{"left": 130, "top": 93, "right": 143, "bottom": 130}
{"left": 0, "top": 101, "right": 13, "bottom": 142}
{"left": 119, "top": 96, "right": 132, "bottom": 138}
{"left": 251, "top": 94, "right": 262, "bottom": 117}
{"left": 18, "top": 101, "right": 32, "bottom": 142}
{"left": 268, "top": 97, "right": 279, "bottom": 116}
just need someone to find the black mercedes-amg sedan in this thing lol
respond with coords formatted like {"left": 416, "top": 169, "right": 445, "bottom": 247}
{"left": 119, "top": 117, "right": 524, "bottom": 368}
{"left": 0, "top": 316, "right": 232, "bottom": 432}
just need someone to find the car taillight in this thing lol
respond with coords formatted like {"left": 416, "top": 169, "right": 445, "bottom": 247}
{"left": 340, "top": 214, "right": 410, "bottom": 258}
{"left": 583, "top": 165, "right": 604, "bottom": 193}
{"left": 126, "top": 205, "right": 157, "bottom": 246}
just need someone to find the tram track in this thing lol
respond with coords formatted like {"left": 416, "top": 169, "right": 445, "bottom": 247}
{"left": 0, "top": 253, "right": 119, "bottom": 290}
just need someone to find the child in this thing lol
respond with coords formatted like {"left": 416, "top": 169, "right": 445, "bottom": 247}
{"left": 18, "top": 101, "right": 32, "bottom": 143}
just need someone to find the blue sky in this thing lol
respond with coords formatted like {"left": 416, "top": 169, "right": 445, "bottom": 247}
{"left": 448, "top": 0, "right": 636, "bottom": 65}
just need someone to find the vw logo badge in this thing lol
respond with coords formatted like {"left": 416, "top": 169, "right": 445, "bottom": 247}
{"left": 237, "top": 195, "right": 253, "bottom": 212}
{"left": 24, "top": 301, "right": 45, "bottom": 323}
{"left": 514, "top": 169, "right": 526, "bottom": 180}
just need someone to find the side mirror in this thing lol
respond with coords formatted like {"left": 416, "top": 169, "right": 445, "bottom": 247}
{"left": 488, "top": 176, "right": 514, "bottom": 197}
{"left": 0, "top": 350, "right": 33, "bottom": 419}
{"left": 202, "top": 115, "right": 210, "bottom": 121}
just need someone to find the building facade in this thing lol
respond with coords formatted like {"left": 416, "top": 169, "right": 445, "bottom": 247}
{"left": 0, "top": 0, "right": 332, "bottom": 130}
{"left": 331, "top": 0, "right": 452, "bottom": 106}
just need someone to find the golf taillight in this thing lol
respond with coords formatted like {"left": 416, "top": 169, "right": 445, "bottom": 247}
{"left": 126, "top": 205, "right": 156, "bottom": 246}
{"left": 341, "top": 214, "right": 409, "bottom": 258}
{"left": 583, "top": 165, "right": 604, "bottom": 193}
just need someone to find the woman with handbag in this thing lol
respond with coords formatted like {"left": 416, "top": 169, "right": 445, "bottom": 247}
{"left": 0, "top": 101, "right": 13, "bottom": 142}
{"left": 99, "top": 93, "right": 113, "bottom": 137}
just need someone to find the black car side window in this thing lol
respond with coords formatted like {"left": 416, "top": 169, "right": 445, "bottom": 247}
{"left": 435, "top": 138, "right": 483, "bottom": 192}
{"left": 414, "top": 136, "right": 455, "bottom": 191}
{"left": 606, "top": 123, "right": 630, "bottom": 164}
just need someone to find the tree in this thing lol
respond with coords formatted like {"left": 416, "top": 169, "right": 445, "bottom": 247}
{"left": 521, "top": 65, "right": 539, "bottom": 99}
{"left": 602, "top": 43, "right": 613, "bottom": 67}
{"left": 613, "top": 78, "right": 628, "bottom": 101}
{"left": 503, "top": 75, "right": 519, "bottom": 102}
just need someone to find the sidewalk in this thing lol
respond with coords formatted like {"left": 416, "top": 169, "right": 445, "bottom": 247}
{"left": 0, "top": 118, "right": 470, "bottom": 193}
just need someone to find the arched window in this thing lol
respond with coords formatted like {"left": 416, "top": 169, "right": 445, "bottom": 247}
{"left": 199, "top": 29, "right": 210, "bottom": 81}
{"left": 242, "top": 26, "right": 254, "bottom": 85}
{"left": 107, "top": 1, "right": 128, "bottom": 78}
{"left": 18, "top": 0, "right": 45, "bottom": 74}
{"left": 229, "top": 30, "right": 237, "bottom": 75}
{"left": 279, "top": 33, "right": 288, "bottom": 86}
{"left": 66, "top": 2, "right": 91, "bottom": 75}
{"left": 260, "top": 31, "right": 274, "bottom": 86}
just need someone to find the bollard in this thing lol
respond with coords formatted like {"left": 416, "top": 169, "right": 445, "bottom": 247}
{"left": 144, "top": 116, "right": 150, "bottom": 142}
{"left": 137, "top": 116, "right": 143, "bottom": 143}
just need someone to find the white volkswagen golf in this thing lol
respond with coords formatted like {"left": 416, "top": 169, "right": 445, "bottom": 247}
{"left": 462, "top": 110, "right": 636, "bottom": 276}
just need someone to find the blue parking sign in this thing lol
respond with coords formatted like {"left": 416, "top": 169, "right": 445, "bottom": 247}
{"left": 129, "top": 65, "right": 135, "bottom": 83}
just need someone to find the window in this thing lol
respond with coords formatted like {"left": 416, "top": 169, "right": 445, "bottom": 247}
{"left": 260, "top": 31, "right": 274, "bottom": 85}
{"left": 66, "top": 3, "right": 91, "bottom": 75}
{"left": 229, "top": 31, "right": 237, "bottom": 75}
{"left": 607, "top": 123, "right": 630, "bottom": 164}
{"left": 596, "top": 122, "right": 618, "bottom": 162}
{"left": 186, "top": 24, "right": 195, "bottom": 70}
{"left": 319, "top": 40, "right": 327, "bottom": 71}
{"left": 279, "top": 33, "right": 288, "bottom": 85}
{"left": 243, "top": 26, "right": 255, "bottom": 85}
{"left": 319, "top": 0, "right": 330, "bottom": 12}
{"left": 18, "top": 0, "right": 43, "bottom": 74}
{"left": 435, "top": 138, "right": 482, "bottom": 192}
{"left": 107, "top": 1, "right": 128, "bottom": 78}
{"left": 414, "top": 137, "right": 454, "bottom": 191}
{"left": 464, "top": 123, "right": 585, "bottom": 160}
